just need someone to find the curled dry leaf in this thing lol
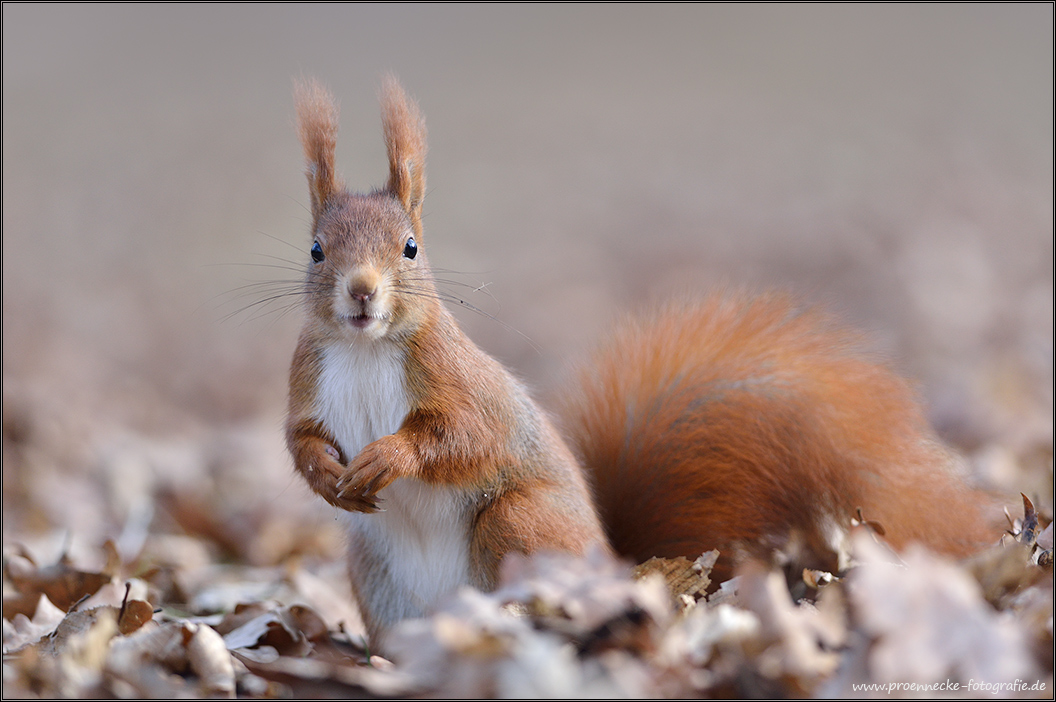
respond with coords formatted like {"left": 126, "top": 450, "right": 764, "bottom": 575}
{"left": 185, "top": 621, "right": 236, "bottom": 697}
{"left": 802, "top": 568, "right": 839, "bottom": 589}
{"left": 36, "top": 606, "right": 118, "bottom": 660}
{"left": 215, "top": 601, "right": 275, "bottom": 637}
{"left": 659, "top": 602, "right": 761, "bottom": 669}
{"left": 223, "top": 606, "right": 310, "bottom": 657}
{"left": 24, "top": 606, "right": 119, "bottom": 697}
{"left": 117, "top": 598, "right": 155, "bottom": 636}
{"left": 1017, "top": 493, "right": 1040, "bottom": 546}
{"left": 106, "top": 620, "right": 193, "bottom": 698}
{"left": 218, "top": 601, "right": 332, "bottom": 659}
{"left": 391, "top": 587, "right": 648, "bottom": 698}
{"left": 633, "top": 550, "right": 717, "bottom": 610}
{"left": 847, "top": 533, "right": 1038, "bottom": 686}
{"left": 734, "top": 563, "right": 842, "bottom": 687}
{"left": 232, "top": 650, "right": 415, "bottom": 699}
{"left": 106, "top": 619, "right": 236, "bottom": 698}
{"left": 497, "top": 548, "right": 672, "bottom": 643}
{"left": 4, "top": 552, "right": 111, "bottom": 616}
{"left": 285, "top": 563, "right": 366, "bottom": 637}
{"left": 385, "top": 551, "right": 679, "bottom": 698}
{"left": 2, "top": 593, "right": 66, "bottom": 652}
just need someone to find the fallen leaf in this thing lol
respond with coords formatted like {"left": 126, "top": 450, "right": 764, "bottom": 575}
{"left": 848, "top": 533, "right": 1038, "bottom": 686}
{"left": 185, "top": 621, "right": 236, "bottom": 697}
{"left": 5, "top": 553, "right": 112, "bottom": 614}
{"left": 2, "top": 594, "right": 67, "bottom": 652}
{"left": 633, "top": 550, "right": 716, "bottom": 608}
{"left": 1016, "top": 493, "right": 1040, "bottom": 546}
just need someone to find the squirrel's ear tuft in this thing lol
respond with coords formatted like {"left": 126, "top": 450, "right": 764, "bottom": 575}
{"left": 294, "top": 77, "right": 342, "bottom": 223}
{"left": 380, "top": 74, "right": 427, "bottom": 235}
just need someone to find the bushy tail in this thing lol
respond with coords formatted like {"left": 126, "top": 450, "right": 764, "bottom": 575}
{"left": 557, "top": 292, "right": 1003, "bottom": 580}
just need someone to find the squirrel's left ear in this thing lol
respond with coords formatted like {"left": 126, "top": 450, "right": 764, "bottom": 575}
{"left": 380, "top": 75, "right": 427, "bottom": 236}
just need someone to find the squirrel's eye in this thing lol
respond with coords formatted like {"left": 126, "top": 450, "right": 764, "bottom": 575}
{"left": 311, "top": 241, "right": 325, "bottom": 263}
{"left": 403, "top": 237, "right": 418, "bottom": 260}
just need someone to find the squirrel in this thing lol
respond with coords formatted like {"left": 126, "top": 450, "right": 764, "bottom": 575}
{"left": 285, "top": 77, "right": 608, "bottom": 647}
{"left": 285, "top": 77, "right": 1003, "bottom": 647}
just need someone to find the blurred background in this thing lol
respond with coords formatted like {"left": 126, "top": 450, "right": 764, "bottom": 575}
{"left": 3, "top": 5, "right": 1052, "bottom": 562}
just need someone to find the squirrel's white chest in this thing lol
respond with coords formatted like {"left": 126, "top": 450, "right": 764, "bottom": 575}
{"left": 313, "top": 341, "right": 473, "bottom": 629}
{"left": 314, "top": 341, "right": 410, "bottom": 457}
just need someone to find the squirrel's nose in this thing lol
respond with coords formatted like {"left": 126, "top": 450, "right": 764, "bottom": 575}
{"left": 349, "top": 282, "right": 376, "bottom": 302}
{"left": 348, "top": 269, "right": 380, "bottom": 302}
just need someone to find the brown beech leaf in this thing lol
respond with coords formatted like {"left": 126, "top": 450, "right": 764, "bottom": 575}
{"left": 634, "top": 550, "right": 716, "bottom": 608}
{"left": 5, "top": 553, "right": 112, "bottom": 613}
{"left": 117, "top": 599, "right": 155, "bottom": 636}
{"left": 185, "top": 622, "right": 236, "bottom": 697}
{"left": 3, "top": 594, "right": 67, "bottom": 652}
{"left": 281, "top": 604, "right": 330, "bottom": 645}
{"left": 3, "top": 590, "right": 46, "bottom": 621}
{"left": 233, "top": 650, "right": 414, "bottom": 699}
{"left": 219, "top": 603, "right": 330, "bottom": 658}
{"left": 214, "top": 601, "right": 275, "bottom": 636}
{"left": 36, "top": 606, "right": 118, "bottom": 659}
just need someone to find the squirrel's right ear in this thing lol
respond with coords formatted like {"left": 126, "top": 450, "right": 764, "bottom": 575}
{"left": 294, "top": 78, "right": 342, "bottom": 223}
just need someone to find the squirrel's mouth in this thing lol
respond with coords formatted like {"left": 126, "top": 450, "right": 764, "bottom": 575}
{"left": 348, "top": 314, "right": 373, "bottom": 329}
{"left": 343, "top": 312, "right": 387, "bottom": 331}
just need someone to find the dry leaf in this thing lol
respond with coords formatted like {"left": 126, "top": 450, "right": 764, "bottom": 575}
{"left": 233, "top": 649, "right": 414, "bottom": 698}
{"left": 1016, "top": 493, "right": 1040, "bottom": 546}
{"left": 735, "top": 563, "right": 841, "bottom": 685}
{"left": 848, "top": 533, "right": 1038, "bottom": 687}
{"left": 117, "top": 598, "right": 155, "bottom": 636}
{"left": 185, "top": 621, "right": 236, "bottom": 697}
{"left": 4, "top": 553, "right": 111, "bottom": 615}
{"left": 633, "top": 551, "right": 716, "bottom": 608}
{"left": 2, "top": 594, "right": 67, "bottom": 652}
{"left": 107, "top": 621, "right": 196, "bottom": 698}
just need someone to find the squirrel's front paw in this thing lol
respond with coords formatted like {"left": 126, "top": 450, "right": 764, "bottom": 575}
{"left": 291, "top": 436, "right": 354, "bottom": 510}
{"left": 336, "top": 435, "right": 413, "bottom": 512}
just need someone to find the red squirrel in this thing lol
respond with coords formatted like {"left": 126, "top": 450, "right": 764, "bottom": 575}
{"left": 285, "top": 78, "right": 1001, "bottom": 646}
{"left": 285, "top": 77, "right": 607, "bottom": 647}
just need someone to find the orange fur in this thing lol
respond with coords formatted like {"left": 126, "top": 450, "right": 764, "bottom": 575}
{"left": 557, "top": 292, "right": 1003, "bottom": 581}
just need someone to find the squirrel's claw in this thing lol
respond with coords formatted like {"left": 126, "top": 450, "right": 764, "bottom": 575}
{"left": 336, "top": 434, "right": 414, "bottom": 511}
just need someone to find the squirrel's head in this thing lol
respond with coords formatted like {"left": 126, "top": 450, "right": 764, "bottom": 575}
{"left": 294, "top": 76, "right": 432, "bottom": 343}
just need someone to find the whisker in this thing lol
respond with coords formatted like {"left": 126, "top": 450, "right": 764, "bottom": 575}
{"left": 391, "top": 284, "right": 539, "bottom": 353}
{"left": 219, "top": 290, "right": 312, "bottom": 324}
{"left": 256, "top": 229, "right": 308, "bottom": 255}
